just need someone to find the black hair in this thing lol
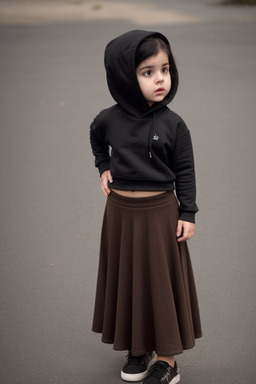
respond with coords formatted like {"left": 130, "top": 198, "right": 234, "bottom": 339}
{"left": 135, "top": 35, "right": 179, "bottom": 99}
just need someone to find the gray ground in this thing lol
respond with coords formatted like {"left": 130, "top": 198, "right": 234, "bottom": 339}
{"left": 0, "top": 1, "right": 256, "bottom": 383}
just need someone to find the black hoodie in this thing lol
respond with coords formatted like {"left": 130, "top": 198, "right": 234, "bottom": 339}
{"left": 90, "top": 30, "right": 198, "bottom": 223}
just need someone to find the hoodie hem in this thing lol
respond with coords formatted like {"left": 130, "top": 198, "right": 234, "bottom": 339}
{"left": 108, "top": 178, "right": 175, "bottom": 192}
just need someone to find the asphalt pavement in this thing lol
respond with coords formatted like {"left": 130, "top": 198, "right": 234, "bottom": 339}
{"left": 1, "top": 1, "right": 256, "bottom": 383}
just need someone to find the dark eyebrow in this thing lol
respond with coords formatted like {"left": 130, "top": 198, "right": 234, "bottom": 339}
{"left": 139, "top": 63, "right": 170, "bottom": 71}
{"left": 138, "top": 65, "right": 154, "bottom": 71}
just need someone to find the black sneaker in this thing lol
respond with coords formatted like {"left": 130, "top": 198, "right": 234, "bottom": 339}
{"left": 121, "top": 351, "right": 156, "bottom": 382}
{"left": 142, "top": 361, "right": 180, "bottom": 384}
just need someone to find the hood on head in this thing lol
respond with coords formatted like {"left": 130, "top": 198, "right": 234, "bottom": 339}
{"left": 104, "top": 30, "right": 178, "bottom": 117}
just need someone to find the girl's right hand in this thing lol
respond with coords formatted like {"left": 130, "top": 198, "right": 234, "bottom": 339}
{"left": 101, "top": 170, "right": 113, "bottom": 196}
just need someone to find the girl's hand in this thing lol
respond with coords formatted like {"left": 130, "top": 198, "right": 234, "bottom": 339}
{"left": 176, "top": 220, "right": 195, "bottom": 242}
{"left": 101, "top": 170, "right": 113, "bottom": 196}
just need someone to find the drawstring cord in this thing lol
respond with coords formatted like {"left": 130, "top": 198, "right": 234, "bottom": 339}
{"left": 148, "top": 112, "right": 156, "bottom": 159}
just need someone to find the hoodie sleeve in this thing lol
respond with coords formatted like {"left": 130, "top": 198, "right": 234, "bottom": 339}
{"left": 171, "top": 121, "right": 199, "bottom": 223}
{"left": 90, "top": 119, "right": 110, "bottom": 176}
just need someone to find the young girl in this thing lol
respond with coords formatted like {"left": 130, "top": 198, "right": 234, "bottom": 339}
{"left": 90, "top": 30, "right": 202, "bottom": 384}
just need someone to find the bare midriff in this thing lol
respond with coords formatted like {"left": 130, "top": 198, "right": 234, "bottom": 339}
{"left": 111, "top": 189, "right": 167, "bottom": 198}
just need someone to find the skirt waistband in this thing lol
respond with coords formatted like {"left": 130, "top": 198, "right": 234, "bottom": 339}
{"left": 108, "top": 189, "right": 175, "bottom": 209}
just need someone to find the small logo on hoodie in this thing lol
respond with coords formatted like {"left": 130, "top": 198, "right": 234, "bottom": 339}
{"left": 153, "top": 134, "right": 159, "bottom": 141}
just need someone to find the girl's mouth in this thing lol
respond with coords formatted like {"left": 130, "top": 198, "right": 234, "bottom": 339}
{"left": 155, "top": 88, "right": 165, "bottom": 94}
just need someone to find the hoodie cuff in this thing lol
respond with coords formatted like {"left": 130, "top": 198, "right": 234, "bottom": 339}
{"left": 98, "top": 162, "right": 110, "bottom": 176}
{"left": 178, "top": 211, "right": 196, "bottom": 224}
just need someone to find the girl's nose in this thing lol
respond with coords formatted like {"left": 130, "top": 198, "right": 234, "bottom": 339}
{"left": 155, "top": 72, "right": 164, "bottom": 83}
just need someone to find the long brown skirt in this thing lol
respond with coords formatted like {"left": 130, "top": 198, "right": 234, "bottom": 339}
{"left": 92, "top": 190, "right": 202, "bottom": 356}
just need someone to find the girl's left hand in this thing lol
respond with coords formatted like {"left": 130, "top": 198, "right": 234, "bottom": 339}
{"left": 176, "top": 220, "right": 195, "bottom": 242}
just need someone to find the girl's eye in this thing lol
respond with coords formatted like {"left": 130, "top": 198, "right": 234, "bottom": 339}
{"left": 162, "top": 67, "right": 169, "bottom": 74}
{"left": 144, "top": 70, "right": 152, "bottom": 77}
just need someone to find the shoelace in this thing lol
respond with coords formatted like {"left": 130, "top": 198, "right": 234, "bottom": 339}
{"left": 149, "top": 361, "right": 170, "bottom": 379}
{"left": 126, "top": 352, "right": 145, "bottom": 365}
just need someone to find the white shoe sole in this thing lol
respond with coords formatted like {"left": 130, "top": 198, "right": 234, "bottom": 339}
{"left": 121, "top": 354, "right": 157, "bottom": 382}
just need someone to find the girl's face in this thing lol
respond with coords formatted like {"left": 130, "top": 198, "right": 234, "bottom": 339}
{"left": 136, "top": 50, "right": 171, "bottom": 107}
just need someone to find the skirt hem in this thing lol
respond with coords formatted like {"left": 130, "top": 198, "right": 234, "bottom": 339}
{"left": 92, "top": 329, "right": 202, "bottom": 356}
